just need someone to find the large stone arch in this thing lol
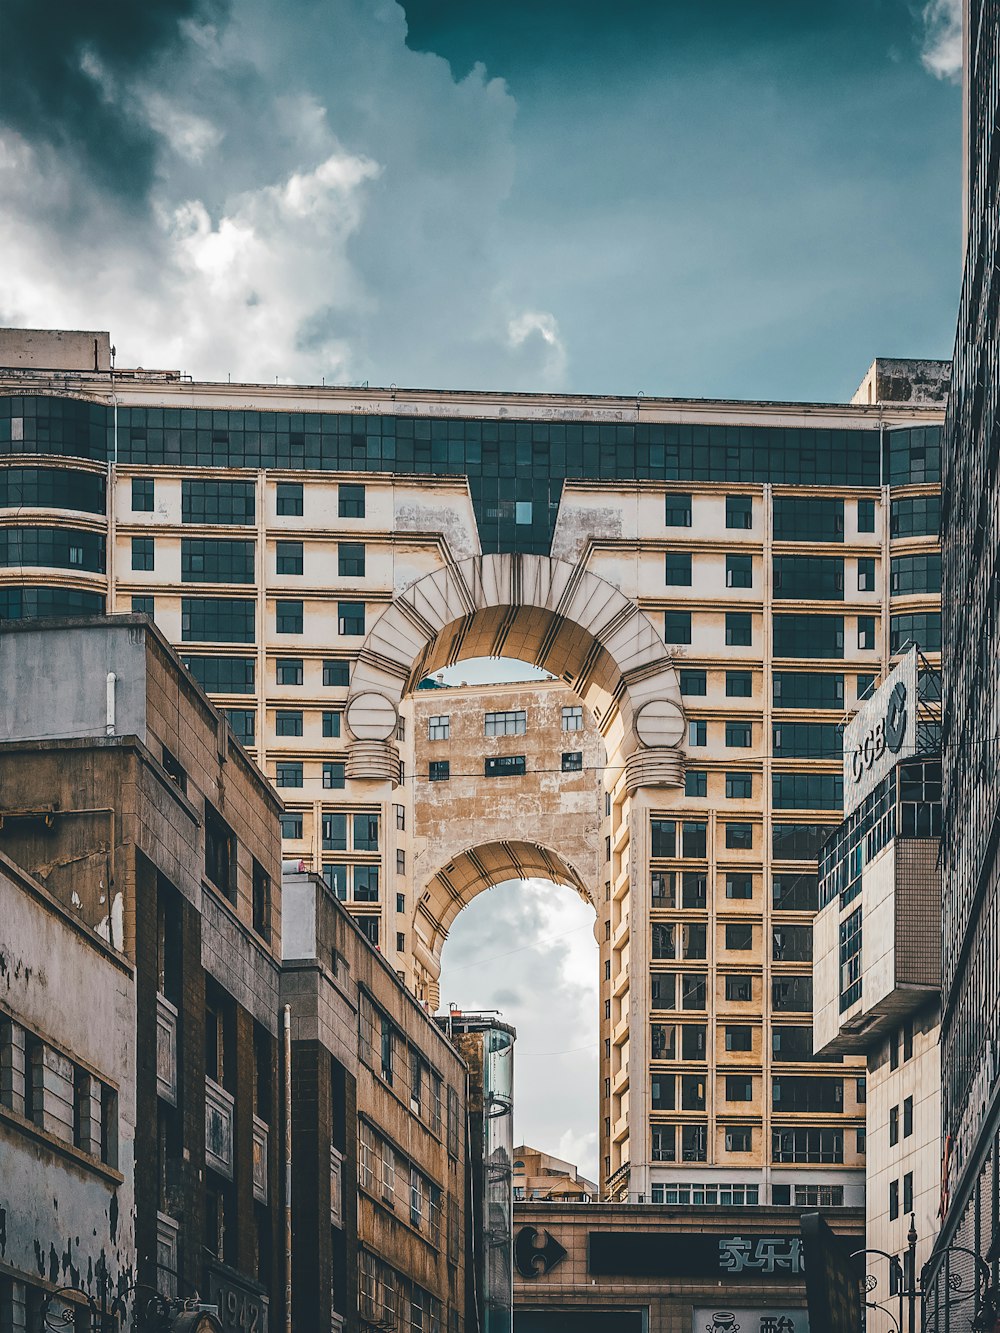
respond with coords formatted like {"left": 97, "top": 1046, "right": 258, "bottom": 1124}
{"left": 345, "top": 553, "right": 686, "bottom": 791}
{"left": 413, "top": 840, "right": 596, "bottom": 1010}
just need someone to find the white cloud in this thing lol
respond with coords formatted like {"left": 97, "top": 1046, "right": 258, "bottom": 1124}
{"left": 0, "top": 0, "right": 572, "bottom": 391}
{"left": 921, "top": 0, "right": 962, "bottom": 82}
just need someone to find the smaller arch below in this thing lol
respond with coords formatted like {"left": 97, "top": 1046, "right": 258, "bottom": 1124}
{"left": 412, "top": 839, "right": 595, "bottom": 1008}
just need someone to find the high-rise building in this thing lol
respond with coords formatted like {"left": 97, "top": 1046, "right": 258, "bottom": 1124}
{"left": 936, "top": 0, "right": 1000, "bottom": 1310}
{"left": 0, "top": 329, "right": 943, "bottom": 1205}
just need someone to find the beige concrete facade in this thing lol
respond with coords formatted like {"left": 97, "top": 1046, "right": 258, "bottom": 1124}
{"left": 513, "top": 1146, "right": 598, "bottom": 1201}
{"left": 0, "top": 338, "right": 943, "bottom": 1210}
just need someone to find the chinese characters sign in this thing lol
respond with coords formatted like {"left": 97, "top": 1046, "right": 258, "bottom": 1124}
{"left": 588, "top": 1232, "right": 806, "bottom": 1278}
{"left": 718, "top": 1237, "right": 803, "bottom": 1275}
{"left": 694, "top": 1310, "right": 808, "bottom": 1333}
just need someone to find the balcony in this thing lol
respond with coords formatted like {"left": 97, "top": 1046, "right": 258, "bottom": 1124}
{"left": 252, "top": 1115, "right": 269, "bottom": 1204}
{"left": 156, "top": 994, "right": 178, "bottom": 1106}
{"left": 205, "top": 1077, "right": 235, "bottom": 1179}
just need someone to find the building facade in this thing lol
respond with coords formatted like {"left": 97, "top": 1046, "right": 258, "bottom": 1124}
{"left": 511, "top": 1199, "right": 864, "bottom": 1333}
{"left": 512, "top": 1148, "right": 598, "bottom": 1202}
{"left": 281, "top": 866, "right": 470, "bottom": 1332}
{"left": 0, "top": 617, "right": 285, "bottom": 1327}
{"left": 935, "top": 0, "right": 1000, "bottom": 1321}
{"left": 0, "top": 330, "right": 944, "bottom": 1207}
{"left": 812, "top": 648, "right": 942, "bottom": 1282}
{"left": 0, "top": 848, "right": 136, "bottom": 1329}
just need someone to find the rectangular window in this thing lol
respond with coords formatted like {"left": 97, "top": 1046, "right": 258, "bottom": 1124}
{"left": 353, "top": 814, "right": 380, "bottom": 851}
{"left": 725, "top": 976, "right": 752, "bottom": 1002}
{"left": 338, "top": 543, "right": 366, "bottom": 577}
{"left": 773, "top": 672, "right": 844, "bottom": 710}
{"left": 891, "top": 553, "right": 942, "bottom": 595}
{"left": 561, "top": 705, "right": 583, "bottom": 731}
{"left": 131, "top": 536, "right": 154, "bottom": 571}
{"left": 484, "top": 710, "right": 527, "bottom": 736}
{"left": 681, "top": 1026, "right": 706, "bottom": 1060}
{"left": 726, "top": 1076, "right": 753, "bottom": 1102}
{"left": 726, "top": 1024, "right": 753, "bottom": 1050}
{"left": 857, "top": 673, "right": 876, "bottom": 699}
{"left": 277, "top": 658, "right": 303, "bottom": 685}
{"left": 322, "top": 815, "right": 348, "bottom": 852}
{"left": 252, "top": 859, "right": 271, "bottom": 942}
{"left": 276, "top": 762, "right": 303, "bottom": 788}
{"left": 182, "top": 654, "right": 255, "bottom": 694}
{"left": 772, "top": 1128, "right": 843, "bottom": 1164}
{"left": 681, "top": 1075, "right": 705, "bottom": 1110}
{"left": 562, "top": 751, "right": 583, "bottom": 772}
{"left": 725, "top": 924, "right": 753, "bottom": 951}
{"left": 276, "top": 710, "right": 303, "bottom": 737}
{"left": 277, "top": 599, "right": 303, "bottom": 634}
{"left": 682, "top": 872, "right": 707, "bottom": 908}
{"left": 276, "top": 541, "right": 303, "bottom": 575}
{"left": 337, "top": 602, "right": 365, "bottom": 635}
{"left": 726, "top": 671, "right": 752, "bottom": 697}
{"left": 426, "top": 715, "right": 450, "bottom": 740}
{"left": 681, "top": 975, "right": 706, "bottom": 1010}
{"left": 181, "top": 597, "right": 255, "bottom": 644}
{"left": 665, "top": 552, "right": 692, "bottom": 585}
{"left": 226, "top": 708, "right": 255, "bottom": 745}
{"left": 276, "top": 482, "right": 303, "bottom": 516}
{"left": 685, "top": 771, "right": 707, "bottom": 797}
{"left": 651, "top": 1126, "right": 676, "bottom": 1161}
{"left": 726, "top": 874, "right": 753, "bottom": 899}
{"left": 772, "top": 722, "right": 842, "bottom": 758}
{"left": 903, "top": 1095, "right": 913, "bottom": 1138}
{"left": 890, "top": 494, "right": 940, "bottom": 538}
{"left": 773, "top": 496, "right": 844, "bottom": 542}
{"left": 280, "top": 813, "right": 303, "bottom": 839}
{"left": 772, "top": 873, "right": 819, "bottom": 911}
{"left": 857, "top": 498, "right": 876, "bottom": 532}
{"left": 322, "top": 710, "right": 341, "bottom": 738}
{"left": 725, "top": 612, "right": 752, "bottom": 646}
{"left": 680, "top": 670, "right": 707, "bottom": 696}
{"left": 682, "top": 822, "right": 707, "bottom": 858}
{"left": 182, "top": 479, "right": 255, "bottom": 525}
{"left": 665, "top": 493, "right": 692, "bottom": 526}
{"left": 132, "top": 595, "right": 154, "bottom": 616}
{"left": 725, "top": 722, "right": 752, "bottom": 748}
{"left": 903, "top": 1172, "right": 913, "bottom": 1213}
{"left": 323, "top": 762, "right": 346, "bottom": 789}
{"left": 650, "top": 974, "right": 675, "bottom": 1010}
{"left": 323, "top": 659, "right": 350, "bottom": 687}
{"left": 773, "top": 614, "right": 845, "bottom": 659}
{"left": 772, "top": 822, "right": 836, "bottom": 860}
{"left": 725, "top": 772, "right": 752, "bottom": 799}
{"left": 204, "top": 801, "right": 236, "bottom": 900}
{"left": 857, "top": 616, "right": 876, "bottom": 650}
{"left": 726, "top": 554, "right": 752, "bottom": 588}
{"left": 889, "top": 1179, "right": 899, "bottom": 1220}
{"left": 132, "top": 477, "right": 154, "bottom": 512}
{"left": 889, "top": 1105, "right": 899, "bottom": 1146}
{"left": 682, "top": 1125, "right": 708, "bottom": 1162}
{"left": 773, "top": 925, "right": 813, "bottom": 962}
{"left": 726, "top": 495, "right": 753, "bottom": 529}
{"left": 354, "top": 866, "right": 380, "bottom": 903}
{"left": 324, "top": 865, "right": 348, "bottom": 899}
{"left": 665, "top": 610, "right": 692, "bottom": 644}
{"left": 857, "top": 558, "right": 875, "bottom": 591}
{"left": 725, "top": 822, "right": 753, "bottom": 849}
{"left": 396, "top": 853, "right": 405, "bottom": 876}
{"left": 688, "top": 720, "right": 707, "bottom": 746}
{"left": 773, "top": 554, "right": 845, "bottom": 601}
{"left": 726, "top": 1126, "right": 753, "bottom": 1153}
{"left": 651, "top": 1076, "right": 676, "bottom": 1110}
{"left": 890, "top": 612, "right": 941, "bottom": 654}
{"left": 358, "top": 918, "right": 380, "bottom": 947}
{"left": 181, "top": 538, "right": 255, "bottom": 584}
{"left": 485, "top": 755, "right": 526, "bottom": 777}
{"left": 772, "top": 772, "right": 843, "bottom": 810}
{"left": 338, "top": 483, "right": 365, "bottom": 518}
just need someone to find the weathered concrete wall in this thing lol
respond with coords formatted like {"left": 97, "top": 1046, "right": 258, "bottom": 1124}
{"left": 0, "top": 328, "right": 111, "bottom": 372}
{"left": 0, "top": 850, "right": 135, "bottom": 1303}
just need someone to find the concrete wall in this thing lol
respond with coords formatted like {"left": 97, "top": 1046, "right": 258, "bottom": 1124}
{"left": 0, "top": 328, "right": 111, "bottom": 372}
{"left": 0, "top": 850, "right": 135, "bottom": 1306}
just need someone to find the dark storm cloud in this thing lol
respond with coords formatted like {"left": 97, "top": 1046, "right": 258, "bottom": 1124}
{"left": 0, "top": 0, "right": 223, "bottom": 197}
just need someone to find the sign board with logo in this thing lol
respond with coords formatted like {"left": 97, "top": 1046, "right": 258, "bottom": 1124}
{"left": 842, "top": 646, "right": 918, "bottom": 814}
{"left": 588, "top": 1232, "right": 803, "bottom": 1278}
{"left": 694, "top": 1309, "right": 809, "bottom": 1333}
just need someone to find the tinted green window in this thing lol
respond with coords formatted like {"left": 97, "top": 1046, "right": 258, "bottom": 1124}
{"left": 679, "top": 669, "right": 706, "bottom": 695}
{"left": 773, "top": 555, "right": 844, "bottom": 600}
{"left": 726, "top": 823, "right": 753, "bottom": 849}
{"left": 276, "top": 482, "right": 303, "bottom": 515}
{"left": 685, "top": 771, "right": 707, "bottom": 797}
{"left": 339, "top": 543, "right": 365, "bottom": 576}
{"left": 665, "top": 493, "right": 692, "bottom": 526}
{"left": 891, "top": 553, "right": 941, "bottom": 595}
{"left": 323, "top": 762, "right": 346, "bottom": 788}
{"left": 131, "top": 536, "right": 154, "bottom": 571}
{"left": 725, "top": 722, "right": 752, "bottom": 747}
{"left": 181, "top": 538, "right": 255, "bottom": 583}
{"left": 772, "top": 873, "right": 819, "bottom": 911}
{"left": 651, "top": 820, "right": 676, "bottom": 857}
{"left": 665, "top": 610, "right": 691, "bottom": 643}
{"left": 276, "top": 710, "right": 303, "bottom": 737}
{"left": 884, "top": 425, "right": 941, "bottom": 485}
{"left": 773, "top": 672, "right": 844, "bottom": 709}
{"left": 726, "top": 671, "right": 752, "bottom": 697}
{"left": 665, "top": 552, "right": 692, "bottom": 585}
{"left": 0, "top": 466, "right": 105, "bottom": 513}
{"left": 725, "top": 612, "right": 752, "bottom": 646}
{"left": 132, "top": 477, "right": 153, "bottom": 512}
{"left": 726, "top": 772, "right": 752, "bottom": 799}
{"left": 890, "top": 495, "right": 939, "bottom": 537}
{"left": 339, "top": 483, "right": 365, "bottom": 518}
{"left": 226, "top": 709, "right": 256, "bottom": 744}
{"left": 857, "top": 498, "right": 876, "bottom": 532}
{"left": 773, "top": 614, "right": 844, "bottom": 658}
{"left": 338, "top": 602, "right": 365, "bottom": 635}
{"left": 181, "top": 655, "right": 255, "bottom": 693}
{"left": 890, "top": 612, "right": 941, "bottom": 653}
{"left": 0, "top": 526, "right": 105, "bottom": 573}
{"left": 132, "top": 596, "right": 154, "bottom": 615}
{"left": 276, "top": 599, "right": 303, "bottom": 634}
{"left": 276, "top": 541, "right": 303, "bottom": 575}
{"left": 181, "top": 479, "right": 255, "bottom": 525}
{"left": 0, "top": 585, "right": 104, "bottom": 620}
{"left": 773, "top": 496, "right": 844, "bottom": 542}
{"left": 726, "top": 554, "right": 752, "bottom": 587}
{"left": 682, "top": 822, "right": 707, "bottom": 857}
{"left": 772, "top": 722, "right": 842, "bottom": 758}
{"left": 773, "top": 823, "right": 835, "bottom": 860}
{"left": 181, "top": 597, "right": 255, "bottom": 643}
{"left": 323, "top": 660, "right": 350, "bottom": 687}
{"left": 277, "top": 658, "right": 303, "bottom": 684}
{"left": 726, "top": 495, "right": 753, "bottom": 528}
{"left": 772, "top": 773, "right": 843, "bottom": 809}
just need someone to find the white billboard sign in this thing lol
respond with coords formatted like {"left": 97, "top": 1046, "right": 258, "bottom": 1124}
{"left": 842, "top": 645, "right": 918, "bottom": 814}
{"left": 694, "top": 1309, "right": 809, "bottom": 1333}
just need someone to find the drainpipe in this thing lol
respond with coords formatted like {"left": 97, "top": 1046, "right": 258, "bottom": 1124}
{"left": 283, "top": 1004, "right": 292, "bottom": 1333}
{"left": 106, "top": 672, "right": 117, "bottom": 735}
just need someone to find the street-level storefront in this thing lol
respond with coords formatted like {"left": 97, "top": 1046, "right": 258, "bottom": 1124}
{"left": 513, "top": 1202, "right": 864, "bottom": 1333}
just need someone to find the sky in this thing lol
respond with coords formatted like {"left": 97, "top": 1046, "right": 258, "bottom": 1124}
{"left": 0, "top": 0, "right": 963, "bottom": 401}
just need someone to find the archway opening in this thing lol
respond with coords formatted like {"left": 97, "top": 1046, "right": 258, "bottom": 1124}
{"left": 437, "top": 877, "right": 599, "bottom": 1187}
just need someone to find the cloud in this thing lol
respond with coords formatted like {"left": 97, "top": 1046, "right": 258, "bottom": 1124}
{"left": 920, "top": 0, "right": 962, "bottom": 82}
{"left": 0, "top": 0, "right": 570, "bottom": 390}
